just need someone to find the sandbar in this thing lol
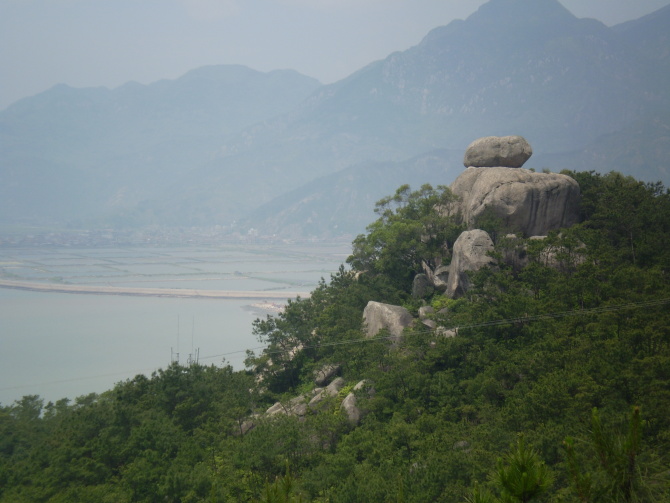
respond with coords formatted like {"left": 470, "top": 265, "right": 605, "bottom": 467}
{"left": 0, "top": 279, "right": 310, "bottom": 300}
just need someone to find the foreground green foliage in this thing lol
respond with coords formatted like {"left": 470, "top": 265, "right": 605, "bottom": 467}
{"left": 1, "top": 172, "right": 669, "bottom": 502}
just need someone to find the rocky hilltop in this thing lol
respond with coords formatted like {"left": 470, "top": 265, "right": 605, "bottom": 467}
{"left": 450, "top": 135, "right": 581, "bottom": 237}
{"left": 248, "top": 135, "right": 585, "bottom": 427}
{"left": 367, "top": 135, "right": 582, "bottom": 335}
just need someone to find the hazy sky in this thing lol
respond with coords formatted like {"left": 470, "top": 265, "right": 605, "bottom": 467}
{"left": 1, "top": 0, "right": 669, "bottom": 110}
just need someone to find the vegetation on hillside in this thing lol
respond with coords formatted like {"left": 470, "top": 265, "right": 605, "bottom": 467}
{"left": 1, "top": 171, "right": 669, "bottom": 502}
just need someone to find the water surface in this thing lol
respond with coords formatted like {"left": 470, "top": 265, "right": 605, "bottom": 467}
{"left": 0, "top": 244, "right": 350, "bottom": 405}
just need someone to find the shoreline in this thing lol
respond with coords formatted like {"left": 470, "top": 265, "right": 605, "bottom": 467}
{"left": 0, "top": 279, "right": 310, "bottom": 300}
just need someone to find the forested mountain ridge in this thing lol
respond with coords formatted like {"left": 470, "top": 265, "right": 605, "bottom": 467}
{"left": 0, "top": 66, "right": 321, "bottom": 227}
{"left": 2, "top": 0, "right": 670, "bottom": 236}
{"left": 1, "top": 165, "right": 669, "bottom": 502}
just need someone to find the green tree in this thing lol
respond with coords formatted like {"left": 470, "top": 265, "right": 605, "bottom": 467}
{"left": 467, "top": 436, "right": 552, "bottom": 503}
{"left": 347, "top": 183, "right": 462, "bottom": 289}
{"left": 563, "top": 407, "right": 667, "bottom": 502}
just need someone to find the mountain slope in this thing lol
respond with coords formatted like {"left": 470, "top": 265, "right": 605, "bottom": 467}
{"left": 149, "top": 0, "right": 669, "bottom": 231}
{"left": 0, "top": 66, "right": 321, "bottom": 226}
{"left": 1, "top": 0, "right": 669, "bottom": 235}
{"left": 241, "top": 149, "right": 464, "bottom": 239}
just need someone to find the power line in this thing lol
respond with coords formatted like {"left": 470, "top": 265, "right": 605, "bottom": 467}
{"left": 199, "top": 297, "right": 670, "bottom": 360}
{"left": 2, "top": 297, "right": 668, "bottom": 396}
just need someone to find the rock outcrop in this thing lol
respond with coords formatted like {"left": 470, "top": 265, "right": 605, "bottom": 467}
{"left": 309, "top": 377, "right": 345, "bottom": 411}
{"left": 314, "top": 363, "right": 341, "bottom": 386}
{"left": 341, "top": 393, "right": 361, "bottom": 425}
{"left": 451, "top": 135, "right": 581, "bottom": 237}
{"left": 412, "top": 273, "right": 434, "bottom": 299}
{"left": 449, "top": 166, "right": 581, "bottom": 237}
{"left": 421, "top": 261, "right": 450, "bottom": 292}
{"left": 446, "top": 229, "right": 495, "bottom": 298}
{"left": 463, "top": 135, "right": 533, "bottom": 168}
{"left": 363, "top": 301, "right": 413, "bottom": 339}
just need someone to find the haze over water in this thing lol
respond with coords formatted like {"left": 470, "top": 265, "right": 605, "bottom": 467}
{"left": 0, "top": 244, "right": 350, "bottom": 406}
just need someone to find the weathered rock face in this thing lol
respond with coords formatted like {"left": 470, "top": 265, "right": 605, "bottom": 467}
{"left": 309, "top": 377, "right": 345, "bottom": 411}
{"left": 363, "top": 301, "right": 413, "bottom": 339}
{"left": 446, "top": 229, "right": 495, "bottom": 298}
{"left": 422, "top": 261, "right": 450, "bottom": 292}
{"left": 463, "top": 135, "right": 533, "bottom": 168}
{"left": 412, "top": 273, "right": 434, "bottom": 299}
{"left": 449, "top": 167, "right": 581, "bottom": 237}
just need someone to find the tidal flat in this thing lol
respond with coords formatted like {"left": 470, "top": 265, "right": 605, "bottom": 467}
{"left": 0, "top": 243, "right": 350, "bottom": 405}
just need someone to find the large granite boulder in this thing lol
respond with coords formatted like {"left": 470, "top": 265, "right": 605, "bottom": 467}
{"left": 463, "top": 135, "right": 532, "bottom": 168}
{"left": 363, "top": 301, "right": 414, "bottom": 339}
{"left": 449, "top": 167, "right": 580, "bottom": 237}
{"left": 446, "top": 229, "right": 495, "bottom": 298}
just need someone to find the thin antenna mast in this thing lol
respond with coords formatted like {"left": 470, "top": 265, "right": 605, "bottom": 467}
{"left": 187, "top": 316, "right": 199, "bottom": 366}
{"left": 171, "top": 315, "right": 180, "bottom": 364}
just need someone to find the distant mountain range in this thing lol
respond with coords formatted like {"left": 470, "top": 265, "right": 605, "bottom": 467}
{"left": 1, "top": 0, "right": 669, "bottom": 238}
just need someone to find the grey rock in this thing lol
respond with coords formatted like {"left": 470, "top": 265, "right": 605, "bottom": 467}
{"left": 363, "top": 301, "right": 414, "bottom": 339}
{"left": 353, "top": 379, "right": 376, "bottom": 398}
{"left": 288, "top": 396, "right": 308, "bottom": 418}
{"left": 446, "top": 229, "right": 495, "bottom": 298}
{"left": 309, "top": 377, "right": 345, "bottom": 410}
{"left": 463, "top": 135, "right": 533, "bottom": 168}
{"left": 326, "top": 377, "right": 345, "bottom": 395}
{"left": 266, "top": 395, "right": 308, "bottom": 417}
{"left": 353, "top": 380, "right": 369, "bottom": 392}
{"left": 422, "top": 319, "right": 437, "bottom": 329}
{"left": 453, "top": 440, "right": 471, "bottom": 451}
{"left": 418, "top": 306, "right": 434, "bottom": 319}
{"left": 433, "top": 265, "right": 450, "bottom": 290}
{"left": 238, "top": 418, "right": 257, "bottom": 435}
{"left": 437, "top": 327, "right": 458, "bottom": 338}
{"left": 421, "top": 261, "right": 450, "bottom": 291}
{"left": 266, "top": 401, "right": 286, "bottom": 416}
{"left": 314, "top": 363, "right": 341, "bottom": 386}
{"left": 341, "top": 393, "right": 361, "bottom": 425}
{"left": 412, "top": 273, "right": 434, "bottom": 299}
{"left": 449, "top": 167, "right": 580, "bottom": 237}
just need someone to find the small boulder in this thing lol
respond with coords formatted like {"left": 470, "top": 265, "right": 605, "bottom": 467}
{"left": 341, "top": 393, "right": 362, "bottom": 425}
{"left": 463, "top": 135, "right": 533, "bottom": 168}
{"left": 309, "top": 377, "right": 345, "bottom": 410}
{"left": 422, "top": 319, "right": 437, "bottom": 330}
{"left": 363, "top": 301, "right": 414, "bottom": 339}
{"left": 437, "top": 327, "right": 458, "bottom": 338}
{"left": 412, "top": 273, "right": 434, "bottom": 299}
{"left": 314, "top": 363, "right": 341, "bottom": 386}
{"left": 238, "top": 419, "right": 256, "bottom": 435}
{"left": 433, "top": 265, "right": 450, "bottom": 291}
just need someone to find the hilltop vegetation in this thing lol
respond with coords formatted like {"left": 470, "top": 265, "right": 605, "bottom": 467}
{"left": 1, "top": 170, "right": 669, "bottom": 502}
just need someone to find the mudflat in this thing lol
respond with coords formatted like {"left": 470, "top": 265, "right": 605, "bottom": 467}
{"left": 0, "top": 279, "right": 309, "bottom": 300}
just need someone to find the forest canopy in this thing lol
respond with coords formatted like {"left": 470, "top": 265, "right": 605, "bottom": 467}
{"left": 1, "top": 171, "right": 669, "bottom": 502}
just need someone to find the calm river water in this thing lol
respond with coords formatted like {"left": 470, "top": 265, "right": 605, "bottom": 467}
{"left": 0, "top": 244, "right": 350, "bottom": 405}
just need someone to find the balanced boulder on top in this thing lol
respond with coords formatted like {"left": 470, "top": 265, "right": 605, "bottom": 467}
{"left": 463, "top": 135, "right": 533, "bottom": 168}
